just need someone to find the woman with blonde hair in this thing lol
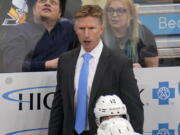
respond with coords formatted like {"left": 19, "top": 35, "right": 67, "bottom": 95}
{"left": 103, "top": 0, "right": 158, "bottom": 67}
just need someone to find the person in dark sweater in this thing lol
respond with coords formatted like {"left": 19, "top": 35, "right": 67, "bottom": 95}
{"left": 1, "top": 0, "right": 77, "bottom": 72}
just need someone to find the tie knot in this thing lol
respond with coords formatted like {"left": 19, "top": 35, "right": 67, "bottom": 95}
{"left": 83, "top": 53, "right": 92, "bottom": 61}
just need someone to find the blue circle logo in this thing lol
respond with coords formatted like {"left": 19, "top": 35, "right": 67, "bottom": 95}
{"left": 157, "top": 128, "right": 170, "bottom": 135}
{"left": 158, "top": 87, "right": 170, "bottom": 100}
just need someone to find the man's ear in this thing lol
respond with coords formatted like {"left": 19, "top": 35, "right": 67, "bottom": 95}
{"left": 74, "top": 22, "right": 78, "bottom": 32}
{"left": 58, "top": 8, "right": 62, "bottom": 18}
{"left": 74, "top": 24, "right": 76, "bottom": 31}
{"left": 100, "top": 24, "right": 105, "bottom": 35}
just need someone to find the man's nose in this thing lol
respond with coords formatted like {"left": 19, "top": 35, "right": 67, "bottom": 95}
{"left": 44, "top": 0, "right": 51, "bottom": 6}
{"left": 84, "top": 29, "right": 89, "bottom": 37}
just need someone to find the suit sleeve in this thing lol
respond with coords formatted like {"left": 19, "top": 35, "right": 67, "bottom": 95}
{"left": 119, "top": 59, "right": 144, "bottom": 134}
{"left": 48, "top": 57, "right": 64, "bottom": 135}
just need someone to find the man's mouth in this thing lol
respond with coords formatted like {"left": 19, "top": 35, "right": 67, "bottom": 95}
{"left": 84, "top": 40, "right": 91, "bottom": 44}
{"left": 42, "top": 8, "right": 52, "bottom": 12}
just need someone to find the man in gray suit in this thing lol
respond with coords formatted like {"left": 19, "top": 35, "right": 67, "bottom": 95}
{"left": 48, "top": 5, "right": 144, "bottom": 135}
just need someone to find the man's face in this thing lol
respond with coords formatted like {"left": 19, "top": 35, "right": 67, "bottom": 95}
{"left": 34, "top": 0, "right": 61, "bottom": 21}
{"left": 74, "top": 16, "right": 104, "bottom": 52}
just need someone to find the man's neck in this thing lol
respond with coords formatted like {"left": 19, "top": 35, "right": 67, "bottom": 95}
{"left": 34, "top": 16, "right": 58, "bottom": 32}
{"left": 42, "top": 20, "right": 57, "bottom": 32}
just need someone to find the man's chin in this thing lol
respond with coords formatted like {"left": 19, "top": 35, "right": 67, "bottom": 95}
{"left": 40, "top": 16, "right": 49, "bottom": 21}
{"left": 40, "top": 16, "right": 57, "bottom": 22}
{"left": 83, "top": 44, "right": 96, "bottom": 52}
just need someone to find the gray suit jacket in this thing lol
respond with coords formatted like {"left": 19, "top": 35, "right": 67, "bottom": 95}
{"left": 48, "top": 45, "right": 144, "bottom": 135}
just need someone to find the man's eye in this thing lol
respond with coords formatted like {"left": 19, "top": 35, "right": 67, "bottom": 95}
{"left": 51, "top": 0, "right": 57, "bottom": 5}
{"left": 89, "top": 27, "right": 95, "bottom": 30}
{"left": 39, "top": 0, "right": 46, "bottom": 3}
{"left": 79, "top": 27, "right": 85, "bottom": 30}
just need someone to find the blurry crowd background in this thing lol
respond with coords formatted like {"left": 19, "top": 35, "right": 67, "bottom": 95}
{"left": 0, "top": 0, "right": 180, "bottom": 73}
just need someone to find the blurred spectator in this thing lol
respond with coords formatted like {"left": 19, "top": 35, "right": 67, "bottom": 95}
{"left": 103, "top": 0, "right": 159, "bottom": 68}
{"left": 64, "top": 0, "right": 81, "bottom": 19}
{"left": 0, "top": 0, "right": 77, "bottom": 72}
{"left": 64, "top": 0, "right": 107, "bottom": 19}
{"left": 63, "top": 0, "right": 158, "bottom": 68}
{"left": 63, "top": 0, "right": 146, "bottom": 19}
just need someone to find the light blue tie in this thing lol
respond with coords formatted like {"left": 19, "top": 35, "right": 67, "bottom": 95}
{"left": 75, "top": 53, "right": 92, "bottom": 134}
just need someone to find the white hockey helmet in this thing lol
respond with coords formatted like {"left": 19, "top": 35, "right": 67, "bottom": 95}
{"left": 94, "top": 95, "right": 127, "bottom": 126}
{"left": 97, "top": 117, "right": 135, "bottom": 135}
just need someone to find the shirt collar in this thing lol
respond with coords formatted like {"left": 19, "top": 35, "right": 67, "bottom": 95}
{"left": 79, "top": 40, "right": 103, "bottom": 59}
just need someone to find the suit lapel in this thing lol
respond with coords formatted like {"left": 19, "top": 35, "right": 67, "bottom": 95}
{"left": 89, "top": 45, "right": 110, "bottom": 106}
{"left": 68, "top": 48, "right": 80, "bottom": 109}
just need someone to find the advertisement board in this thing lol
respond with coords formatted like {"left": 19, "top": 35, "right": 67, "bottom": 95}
{"left": 0, "top": 68, "right": 180, "bottom": 135}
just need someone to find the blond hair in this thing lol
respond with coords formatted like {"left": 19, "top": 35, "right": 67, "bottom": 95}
{"left": 74, "top": 5, "right": 103, "bottom": 24}
{"left": 103, "top": 0, "right": 139, "bottom": 55}
{"left": 81, "top": 0, "right": 107, "bottom": 9}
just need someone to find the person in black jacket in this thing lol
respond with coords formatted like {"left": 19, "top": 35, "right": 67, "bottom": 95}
{"left": 1, "top": 0, "right": 77, "bottom": 72}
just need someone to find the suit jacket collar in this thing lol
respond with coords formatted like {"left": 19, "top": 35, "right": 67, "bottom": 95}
{"left": 69, "top": 45, "right": 111, "bottom": 109}
{"left": 89, "top": 45, "right": 111, "bottom": 107}
{"left": 68, "top": 47, "right": 81, "bottom": 109}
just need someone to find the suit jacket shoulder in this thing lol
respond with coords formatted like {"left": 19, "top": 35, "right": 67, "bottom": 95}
{"left": 102, "top": 45, "right": 133, "bottom": 69}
